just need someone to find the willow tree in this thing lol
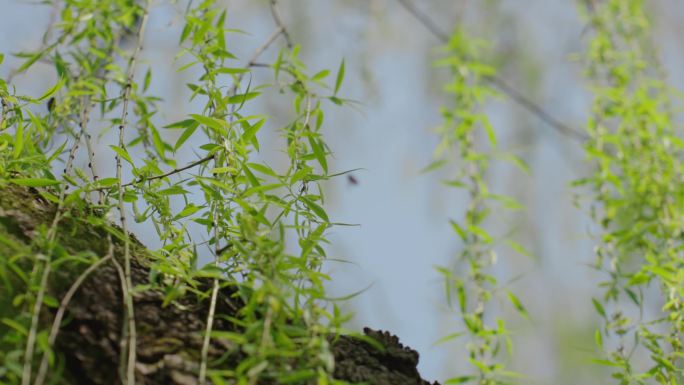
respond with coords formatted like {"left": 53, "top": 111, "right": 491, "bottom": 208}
{"left": 1, "top": 1, "right": 683, "bottom": 385}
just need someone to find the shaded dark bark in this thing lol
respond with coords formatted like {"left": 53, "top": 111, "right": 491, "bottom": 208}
{"left": 0, "top": 185, "right": 438, "bottom": 385}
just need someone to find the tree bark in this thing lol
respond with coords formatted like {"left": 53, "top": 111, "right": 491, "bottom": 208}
{"left": 0, "top": 185, "right": 438, "bottom": 385}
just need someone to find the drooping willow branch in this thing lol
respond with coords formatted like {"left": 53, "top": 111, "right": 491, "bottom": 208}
{"left": 396, "top": 0, "right": 588, "bottom": 142}
{"left": 580, "top": 0, "right": 684, "bottom": 383}
{"left": 114, "top": 2, "right": 150, "bottom": 384}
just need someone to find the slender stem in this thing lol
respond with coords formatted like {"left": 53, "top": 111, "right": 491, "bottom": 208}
{"left": 116, "top": 154, "right": 213, "bottom": 190}
{"left": 115, "top": 3, "right": 150, "bottom": 384}
{"left": 20, "top": 261, "right": 51, "bottom": 385}
{"left": 198, "top": 213, "right": 220, "bottom": 385}
{"left": 79, "top": 97, "right": 105, "bottom": 205}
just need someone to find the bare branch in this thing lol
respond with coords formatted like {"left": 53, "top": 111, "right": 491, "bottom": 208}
{"left": 270, "top": 0, "right": 292, "bottom": 48}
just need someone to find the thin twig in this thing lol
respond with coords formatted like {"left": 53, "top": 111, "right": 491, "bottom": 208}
{"left": 250, "top": 27, "right": 285, "bottom": 67}
{"left": 197, "top": 236, "right": 220, "bottom": 385}
{"left": 33, "top": 253, "right": 113, "bottom": 385}
{"left": 269, "top": 0, "right": 292, "bottom": 48}
{"left": 396, "top": 0, "right": 588, "bottom": 142}
{"left": 115, "top": 3, "right": 150, "bottom": 384}
{"left": 78, "top": 97, "right": 106, "bottom": 205}
{"left": 229, "top": 27, "right": 285, "bottom": 113}
{"left": 101, "top": 154, "right": 214, "bottom": 191}
{"left": 20, "top": 260, "right": 51, "bottom": 385}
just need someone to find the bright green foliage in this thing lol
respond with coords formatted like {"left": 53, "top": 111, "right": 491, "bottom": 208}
{"left": 579, "top": 0, "right": 684, "bottom": 383}
{"left": 430, "top": 29, "right": 527, "bottom": 385}
{"left": 0, "top": 0, "right": 349, "bottom": 384}
{"left": 1, "top": 0, "right": 149, "bottom": 383}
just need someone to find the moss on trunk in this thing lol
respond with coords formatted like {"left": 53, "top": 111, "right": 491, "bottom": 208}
{"left": 0, "top": 185, "right": 438, "bottom": 385}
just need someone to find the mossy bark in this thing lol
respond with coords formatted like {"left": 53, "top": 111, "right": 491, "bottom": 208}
{"left": 0, "top": 185, "right": 438, "bottom": 385}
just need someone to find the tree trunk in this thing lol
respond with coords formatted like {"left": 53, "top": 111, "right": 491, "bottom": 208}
{"left": 0, "top": 185, "right": 438, "bottom": 385}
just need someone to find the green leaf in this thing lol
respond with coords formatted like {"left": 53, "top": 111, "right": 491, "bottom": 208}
{"left": 312, "top": 69, "right": 330, "bottom": 82}
{"left": 174, "top": 204, "right": 202, "bottom": 220}
{"left": 592, "top": 298, "right": 606, "bottom": 318}
{"left": 627, "top": 272, "right": 650, "bottom": 286}
{"left": 243, "top": 183, "right": 282, "bottom": 197}
{"left": 175, "top": 123, "right": 199, "bottom": 151}
{"left": 216, "top": 67, "right": 250, "bottom": 74}
{"left": 43, "top": 295, "right": 59, "bottom": 308}
{"left": 180, "top": 22, "right": 192, "bottom": 44}
{"left": 445, "top": 376, "right": 475, "bottom": 384}
{"left": 334, "top": 59, "right": 345, "bottom": 95}
{"left": 2, "top": 318, "right": 28, "bottom": 335}
{"left": 432, "top": 331, "right": 465, "bottom": 346}
{"left": 505, "top": 240, "right": 535, "bottom": 260}
{"left": 190, "top": 114, "right": 227, "bottom": 136}
{"left": 308, "top": 136, "right": 328, "bottom": 173}
{"left": 164, "top": 119, "right": 196, "bottom": 129}
{"left": 95, "top": 177, "right": 119, "bottom": 188}
{"left": 13, "top": 119, "right": 23, "bottom": 159}
{"left": 109, "top": 145, "right": 134, "bottom": 165}
{"left": 11, "top": 178, "right": 61, "bottom": 187}
{"left": 248, "top": 163, "right": 278, "bottom": 178}
{"left": 590, "top": 358, "right": 621, "bottom": 367}
{"left": 143, "top": 67, "right": 152, "bottom": 92}
{"left": 449, "top": 220, "right": 467, "bottom": 241}
{"left": 278, "top": 370, "right": 317, "bottom": 384}
{"left": 210, "top": 167, "right": 237, "bottom": 175}
{"left": 16, "top": 50, "right": 44, "bottom": 73}
{"left": 158, "top": 186, "right": 189, "bottom": 196}
{"left": 301, "top": 197, "right": 329, "bottom": 222}
{"left": 242, "top": 118, "right": 265, "bottom": 146}
{"left": 595, "top": 329, "right": 603, "bottom": 349}
{"left": 486, "top": 193, "right": 523, "bottom": 210}
{"left": 467, "top": 224, "right": 492, "bottom": 243}
{"left": 506, "top": 291, "right": 529, "bottom": 319}
{"left": 226, "top": 91, "right": 260, "bottom": 105}
{"left": 38, "top": 77, "right": 65, "bottom": 101}
{"left": 481, "top": 117, "right": 497, "bottom": 146}
{"left": 421, "top": 159, "right": 447, "bottom": 174}
{"left": 47, "top": 140, "right": 68, "bottom": 163}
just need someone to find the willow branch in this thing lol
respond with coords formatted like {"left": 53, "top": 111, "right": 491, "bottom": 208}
{"left": 115, "top": 3, "right": 150, "bottom": 384}
{"left": 270, "top": 0, "right": 292, "bottom": 48}
{"left": 396, "top": 0, "right": 588, "bottom": 142}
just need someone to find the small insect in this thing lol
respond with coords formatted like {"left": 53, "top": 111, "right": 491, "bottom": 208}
{"left": 347, "top": 174, "right": 358, "bottom": 185}
{"left": 47, "top": 97, "right": 55, "bottom": 113}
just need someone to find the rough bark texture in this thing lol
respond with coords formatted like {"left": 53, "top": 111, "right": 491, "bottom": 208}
{"left": 0, "top": 185, "right": 439, "bottom": 385}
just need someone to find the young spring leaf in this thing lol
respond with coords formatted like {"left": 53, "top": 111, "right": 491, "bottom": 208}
{"left": 110, "top": 145, "right": 134, "bottom": 165}
{"left": 38, "top": 76, "right": 65, "bottom": 101}
{"left": 11, "top": 178, "right": 61, "bottom": 187}
{"left": 334, "top": 59, "right": 345, "bottom": 95}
